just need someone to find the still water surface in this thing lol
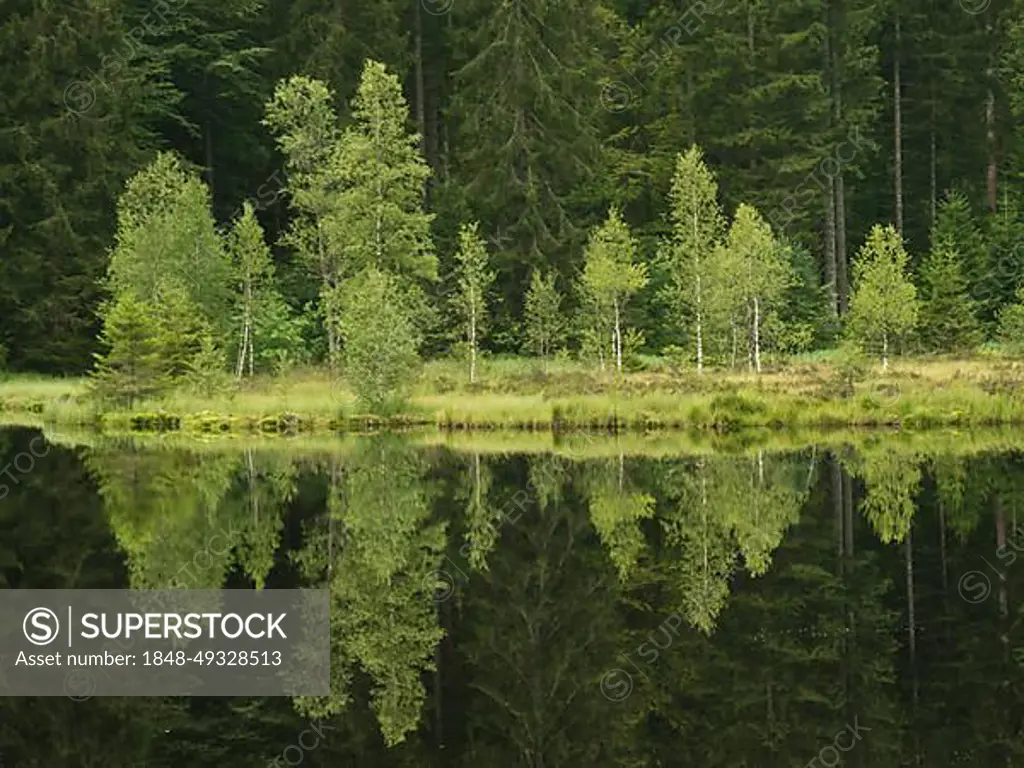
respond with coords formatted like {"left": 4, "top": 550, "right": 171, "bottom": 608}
{"left": 0, "top": 426, "right": 1022, "bottom": 766}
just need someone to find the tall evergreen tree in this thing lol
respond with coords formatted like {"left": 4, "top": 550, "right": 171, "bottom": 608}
{"left": 90, "top": 292, "right": 168, "bottom": 406}
{"left": 918, "top": 197, "right": 983, "bottom": 353}
{"left": 447, "top": 0, "right": 610, "bottom": 334}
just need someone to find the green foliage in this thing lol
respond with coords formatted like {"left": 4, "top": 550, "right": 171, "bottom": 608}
{"left": 523, "top": 270, "right": 567, "bottom": 359}
{"left": 338, "top": 269, "right": 421, "bottom": 414}
{"left": 847, "top": 225, "right": 920, "bottom": 365}
{"left": 108, "top": 153, "right": 233, "bottom": 341}
{"left": 329, "top": 60, "right": 436, "bottom": 283}
{"left": 90, "top": 293, "right": 169, "bottom": 407}
{"left": 660, "top": 146, "right": 726, "bottom": 371}
{"left": 998, "top": 287, "right": 1024, "bottom": 353}
{"left": 720, "top": 203, "right": 793, "bottom": 370}
{"left": 185, "top": 331, "right": 234, "bottom": 399}
{"left": 228, "top": 202, "right": 301, "bottom": 375}
{"left": 855, "top": 447, "right": 922, "bottom": 544}
{"left": 453, "top": 222, "right": 495, "bottom": 381}
{"left": 579, "top": 207, "right": 648, "bottom": 372}
{"left": 918, "top": 238, "right": 983, "bottom": 355}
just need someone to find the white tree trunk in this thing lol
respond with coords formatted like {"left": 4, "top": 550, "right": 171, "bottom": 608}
{"left": 469, "top": 295, "right": 477, "bottom": 384}
{"left": 753, "top": 296, "right": 761, "bottom": 374}
{"left": 882, "top": 330, "right": 889, "bottom": 370}
{"left": 696, "top": 277, "right": 704, "bottom": 375}
{"left": 613, "top": 299, "right": 622, "bottom": 375}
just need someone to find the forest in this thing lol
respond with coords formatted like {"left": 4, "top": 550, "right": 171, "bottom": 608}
{"left": 4, "top": 0, "right": 1024, "bottom": 419}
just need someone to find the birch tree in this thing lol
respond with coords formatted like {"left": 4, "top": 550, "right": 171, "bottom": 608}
{"left": 847, "top": 224, "right": 919, "bottom": 369}
{"left": 662, "top": 146, "right": 725, "bottom": 374}
{"left": 523, "top": 270, "right": 566, "bottom": 362}
{"left": 227, "top": 202, "right": 296, "bottom": 377}
{"left": 724, "top": 204, "right": 791, "bottom": 373}
{"left": 580, "top": 208, "right": 648, "bottom": 374}
{"left": 264, "top": 76, "right": 345, "bottom": 362}
{"left": 453, "top": 222, "right": 494, "bottom": 384}
{"left": 329, "top": 60, "right": 436, "bottom": 284}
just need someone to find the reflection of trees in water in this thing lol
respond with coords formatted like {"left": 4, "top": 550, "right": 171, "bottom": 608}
{"left": 656, "top": 451, "right": 810, "bottom": 634}
{"left": 454, "top": 453, "right": 642, "bottom": 767}
{"left": 13, "top": 429, "right": 1024, "bottom": 763}
{"left": 292, "top": 436, "right": 446, "bottom": 747}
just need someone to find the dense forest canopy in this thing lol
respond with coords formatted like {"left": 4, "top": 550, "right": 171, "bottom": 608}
{"left": 3, "top": 0, "right": 1024, "bottom": 378}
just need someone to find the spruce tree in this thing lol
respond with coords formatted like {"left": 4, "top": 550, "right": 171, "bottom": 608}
{"left": 91, "top": 293, "right": 168, "bottom": 407}
{"left": 918, "top": 242, "right": 982, "bottom": 355}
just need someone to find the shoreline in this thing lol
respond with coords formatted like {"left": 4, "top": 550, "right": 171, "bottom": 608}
{"left": 1, "top": 356, "right": 1023, "bottom": 436}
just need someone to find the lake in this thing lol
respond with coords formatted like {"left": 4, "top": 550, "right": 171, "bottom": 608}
{"left": 0, "top": 425, "right": 1021, "bottom": 765}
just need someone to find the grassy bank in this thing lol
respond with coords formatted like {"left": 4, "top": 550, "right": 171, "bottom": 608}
{"left": 2, "top": 354, "right": 1024, "bottom": 435}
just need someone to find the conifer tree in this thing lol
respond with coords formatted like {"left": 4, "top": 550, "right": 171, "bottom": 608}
{"left": 453, "top": 222, "right": 494, "bottom": 384}
{"left": 918, "top": 241, "right": 983, "bottom": 354}
{"left": 580, "top": 208, "right": 648, "bottom": 374}
{"left": 91, "top": 293, "right": 168, "bottom": 407}
{"left": 847, "top": 224, "right": 919, "bottom": 368}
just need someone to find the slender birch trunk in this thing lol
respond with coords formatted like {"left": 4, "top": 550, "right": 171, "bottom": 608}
{"left": 753, "top": 296, "right": 761, "bottom": 373}
{"left": 882, "top": 330, "right": 889, "bottom": 370}
{"left": 613, "top": 298, "right": 622, "bottom": 375}
{"left": 469, "top": 289, "right": 477, "bottom": 384}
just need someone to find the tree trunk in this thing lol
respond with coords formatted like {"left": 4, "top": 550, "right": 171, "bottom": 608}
{"left": 694, "top": 202, "right": 704, "bottom": 374}
{"left": 893, "top": 10, "right": 904, "bottom": 235}
{"left": 929, "top": 95, "right": 938, "bottom": 228}
{"left": 204, "top": 121, "right": 215, "bottom": 197}
{"left": 469, "top": 292, "right": 477, "bottom": 384}
{"left": 825, "top": 174, "right": 839, "bottom": 317}
{"left": 835, "top": 171, "right": 849, "bottom": 314}
{"left": 613, "top": 298, "right": 622, "bottom": 375}
{"left": 823, "top": 3, "right": 839, "bottom": 317}
{"left": 882, "top": 330, "right": 889, "bottom": 370}
{"left": 753, "top": 296, "right": 761, "bottom": 373}
{"left": 985, "top": 9, "right": 998, "bottom": 213}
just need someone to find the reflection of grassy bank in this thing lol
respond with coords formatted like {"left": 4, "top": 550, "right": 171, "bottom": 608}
{"left": 3, "top": 356, "right": 1024, "bottom": 434}
{"left": 30, "top": 422, "right": 1024, "bottom": 461}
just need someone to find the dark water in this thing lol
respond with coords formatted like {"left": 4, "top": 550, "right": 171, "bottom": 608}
{"left": 0, "top": 425, "right": 1023, "bottom": 766}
